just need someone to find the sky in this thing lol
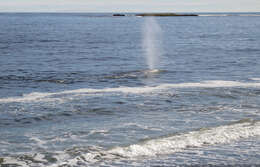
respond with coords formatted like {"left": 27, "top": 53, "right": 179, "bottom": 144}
{"left": 0, "top": 0, "right": 259, "bottom": 13}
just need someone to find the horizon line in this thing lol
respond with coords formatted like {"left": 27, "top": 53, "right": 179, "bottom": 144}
{"left": 0, "top": 11, "right": 260, "bottom": 13}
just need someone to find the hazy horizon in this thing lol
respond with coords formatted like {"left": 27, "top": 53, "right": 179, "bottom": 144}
{"left": 0, "top": 11, "right": 260, "bottom": 14}
{"left": 0, "top": 0, "right": 259, "bottom": 13}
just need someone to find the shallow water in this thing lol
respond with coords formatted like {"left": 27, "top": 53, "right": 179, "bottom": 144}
{"left": 0, "top": 13, "right": 260, "bottom": 166}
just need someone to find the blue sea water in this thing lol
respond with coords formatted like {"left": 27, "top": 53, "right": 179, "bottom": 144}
{"left": 0, "top": 13, "right": 260, "bottom": 166}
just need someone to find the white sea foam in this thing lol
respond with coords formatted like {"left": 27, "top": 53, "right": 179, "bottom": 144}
{"left": 1, "top": 80, "right": 260, "bottom": 103}
{"left": 50, "top": 119, "right": 260, "bottom": 166}
{"left": 0, "top": 92, "right": 55, "bottom": 103}
{"left": 2, "top": 157, "right": 28, "bottom": 167}
{"left": 251, "top": 78, "right": 260, "bottom": 81}
{"left": 29, "top": 136, "right": 48, "bottom": 149}
{"left": 88, "top": 129, "right": 109, "bottom": 136}
{"left": 4, "top": 120, "right": 259, "bottom": 167}
{"left": 107, "top": 119, "right": 260, "bottom": 158}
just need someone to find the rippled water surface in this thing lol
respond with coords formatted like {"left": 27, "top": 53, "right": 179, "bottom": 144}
{"left": 0, "top": 13, "right": 260, "bottom": 166}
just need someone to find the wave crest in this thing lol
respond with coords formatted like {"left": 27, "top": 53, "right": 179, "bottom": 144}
{"left": 51, "top": 119, "right": 260, "bottom": 166}
{"left": 1, "top": 80, "right": 260, "bottom": 103}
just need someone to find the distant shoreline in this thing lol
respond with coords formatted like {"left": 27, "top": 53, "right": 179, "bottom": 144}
{"left": 113, "top": 13, "right": 198, "bottom": 17}
{"left": 135, "top": 13, "right": 198, "bottom": 17}
{"left": 0, "top": 12, "right": 259, "bottom": 14}
{"left": 0, "top": 12, "right": 260, "bottom": 17}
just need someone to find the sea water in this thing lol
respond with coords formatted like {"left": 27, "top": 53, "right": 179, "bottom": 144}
{"left": 0, "top": 13, "right": 260, "bottom": 166}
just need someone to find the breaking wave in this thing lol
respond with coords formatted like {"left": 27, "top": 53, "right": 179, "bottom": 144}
{"left": 48, "top": 119, "right": 260, "bottom": 166}
{"left": 1, "top": 119, "right": 260, "bottom": 167}
{"left": 43, "top": 119, "right": 260, "bottom": 165}
{"left": 105, "top": 119, "right": 260, "bottom": 158}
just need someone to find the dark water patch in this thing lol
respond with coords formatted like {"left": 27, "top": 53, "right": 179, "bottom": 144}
{"left": 1, "top": 98, "right": 125, "bottom": 127}
{"left": 31, "top": 72, "right": 110, "bottom": 85}
{"left": 58, "top": 112, "right": 73, "bottom": 117}
{"left": 89, "top": 56, "right": 118, "bottom": 62}
{"left": 198, "top": 87, "right": 260, "bottom": 100}
{"left": 0, "top": 69, "right": 167, "bottom": 89}
{"left": 0, "top": 107, "right": 116, "bottom": 127}
{"left": 230, "top": 88, "right": 260, "bottom": 97}
{"left": 0, "top": 73, "right": 90, "bottom": 85}
{"left": 86, "top": 40, "right": 114, "bottom": 45}
{"left": 240, "top": 104, "right": 260, "bottom": 110}
{"left": 0, "top": 107, "right": 80, "bottom": 127}
{"left": 103, "top": 69, "right": 167, "bottom": 80}
{"left": 76, "top": 107, "right": 115, "bottom": 116}
{"left": 0, "top": 119, "right": 13, "bottom": 126}
{"left": 114, "top": 101, "right": 125, "bottom": 104}
{"left": 0, "top": 75, "right": 34, "bottom": 82}
{"left": 0, "top": 45, "right": 10, "bottom": 50}
{"left": 234, "top": 48, "right": 260, "bottom": 52}
{"left": 198, "top": 33, "right": 223, "bottom": 39}
{"left": 38, "top": 39, "right": 62, "bottom": 43}
{"left": 197, "top": 106, "right": 227, "bottom": 113}
{"left": 0, "top": 115, "right": 54, "bottom": 127}
{"left": 176, "top": 104, "right": 228, "bottom": 113}
{"left": 205, "top": 92, "right": 238, "bottom": 100}
{"left": 36, "top": 79, "right": 75, "bottom": 84}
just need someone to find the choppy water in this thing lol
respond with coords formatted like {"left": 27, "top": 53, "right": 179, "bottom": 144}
{"left": 0, "top": 13, "right": 260, "bottom": 166}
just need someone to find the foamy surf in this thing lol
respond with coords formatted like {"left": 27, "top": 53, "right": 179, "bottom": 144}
{"left": 49, "top": 119, "right": 260, "bottom": 166}
{"left": 1, "top": 119, "right": 260, "bottom": 167}
{"left": 1, "top": 80, "right": 260, "bottom": 103}
{"left": 251, "top": 78, "right": 260, "bottom": 81}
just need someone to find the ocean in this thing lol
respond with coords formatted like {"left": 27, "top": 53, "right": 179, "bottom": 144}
{"left": 0, "top": 13, "right": 260, "bottom": 166}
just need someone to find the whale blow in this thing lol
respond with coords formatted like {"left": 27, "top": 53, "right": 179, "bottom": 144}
{"left": 142, "top": 17, "right": 163, "bottom": 70}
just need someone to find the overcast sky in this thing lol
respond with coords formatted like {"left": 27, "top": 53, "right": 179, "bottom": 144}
{"left": 0, "top": 0, "right": 259, "bottom": 13}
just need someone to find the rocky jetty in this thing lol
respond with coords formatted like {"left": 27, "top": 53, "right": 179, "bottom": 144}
{"left": 113, "top": 14, "right": 126, "bottom": 16}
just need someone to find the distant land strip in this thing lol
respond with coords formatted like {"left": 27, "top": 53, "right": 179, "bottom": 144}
{"left": 113, "top": 13, "right": 198, "bottom": 17}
